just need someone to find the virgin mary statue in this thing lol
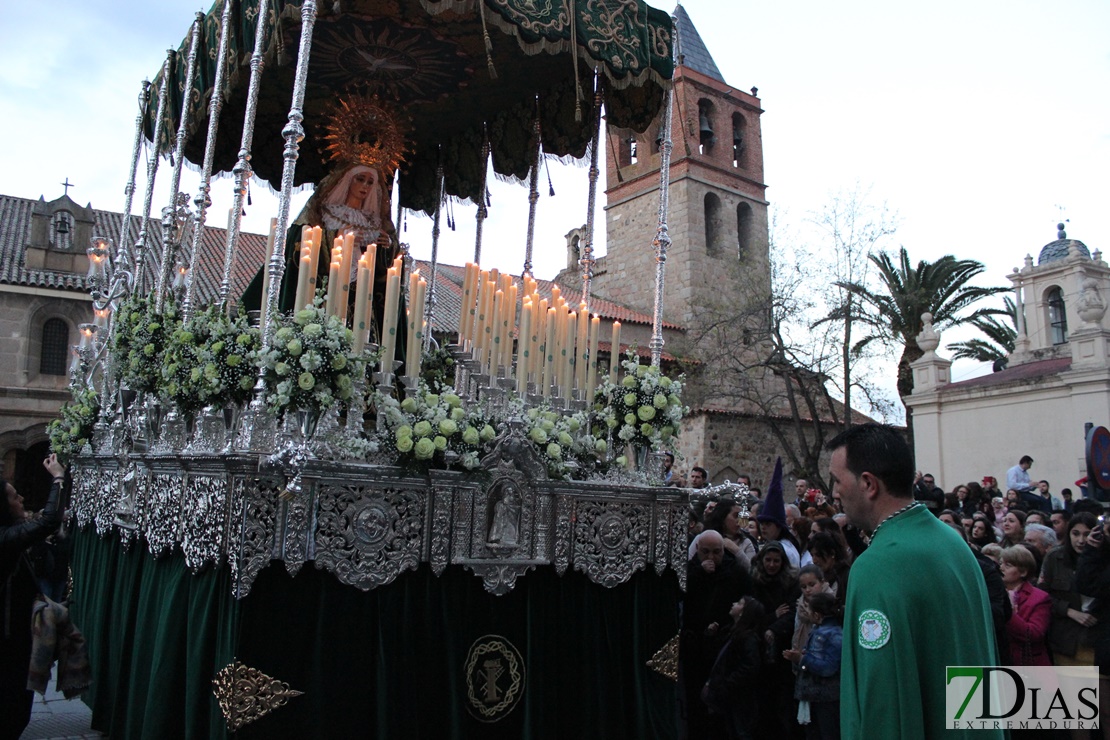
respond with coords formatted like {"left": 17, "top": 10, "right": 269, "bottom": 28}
{"left": 242, "top": 96, "right": 404, "bottom": 346}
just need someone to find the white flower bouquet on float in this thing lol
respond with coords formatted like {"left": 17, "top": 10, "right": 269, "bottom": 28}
{"left": 257, "top": 303, "right": 364, "bottom": 426}
{"left": 517, "top": 399, "right": 608, "bottom": 479}
{"left": 593, "top": 350, "right": 687, "bottom": 470}
{"left": 48, "top": 386, "right": 100, "bottom": 463}
{"left": 374, "top": 382, "right": 495, "bottom": 472}
{"left": 112, "top": 295, "right": 179, "bottom": 395}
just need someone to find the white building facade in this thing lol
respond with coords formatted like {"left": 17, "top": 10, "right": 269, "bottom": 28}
{"left": 907, "top": 226, "right": 1110, "bottom": 495}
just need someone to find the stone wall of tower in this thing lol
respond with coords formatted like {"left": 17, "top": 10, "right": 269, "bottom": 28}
{"left": 592, "top": 63, "right": 771, "bottom": 338}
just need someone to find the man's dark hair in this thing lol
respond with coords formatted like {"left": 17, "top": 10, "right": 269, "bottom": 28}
{"left": 825, "top": 424, "right": 914, "bottom": 498}
{"left": 1020, "top": 455, "right": 1034, "bottom": 465}
{"left": 1061, "top": 488, "right": 1073, "bottom": 498}
{"left": 1038, "top": 480, "right": 1049, "bottom": 487}
{"left": 692, "top": 466, "right": 708, "bottom": 478}
{"left": 664, "top": 452, "right": 674, "bottom": 463}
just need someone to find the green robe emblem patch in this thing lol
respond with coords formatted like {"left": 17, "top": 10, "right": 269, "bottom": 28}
{"left": 858, "top": 609, "right": 891, "bottom": 649}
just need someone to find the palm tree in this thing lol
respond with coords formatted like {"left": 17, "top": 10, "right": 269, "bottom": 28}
{"left": 830, "top": 247, "right": 1010, "bottom": 401}
{"left": 946, "top": 297, "right": 1017, "bottom": 366}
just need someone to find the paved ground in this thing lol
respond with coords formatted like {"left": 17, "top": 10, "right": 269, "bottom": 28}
{"left": 20, "top": 683, "right": 102, "bottom": 740}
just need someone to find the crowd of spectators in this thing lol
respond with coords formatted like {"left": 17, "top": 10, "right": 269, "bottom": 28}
{"left": 680, "top": 450, "right": 1109, "bottom": 740}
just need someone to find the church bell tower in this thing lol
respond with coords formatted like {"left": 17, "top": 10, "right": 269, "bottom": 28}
{"left": 591, "top": 5, "right": 770, "bottom": 336}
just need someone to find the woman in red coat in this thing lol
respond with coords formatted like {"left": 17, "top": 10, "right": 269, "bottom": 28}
{"left": 999, "top": 545, "right": 1053, "bottom": 666}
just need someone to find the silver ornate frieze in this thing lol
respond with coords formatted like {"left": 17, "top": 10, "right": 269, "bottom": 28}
{"left": 145, "top": 472, "right": 185, "bottom": 558}
{"left": 279, "top": 485, "right": 314, "bottom": 578}
{"left": 182, "top": 475, "right": 230, "bottom": 572}
{"left": 313, "top": 484, "right": 425, "bottom": 591}
{"left": 233, "top": 479, "right": 280, "bottom": 599}
{"left": 553, "top": 495, "right": 573, "bottom": 576}
{"left": 429, "top": 487, "right": 453, "bottom": 576}
{"left": 68, "top": 444, "right": 690, "bottom": 599}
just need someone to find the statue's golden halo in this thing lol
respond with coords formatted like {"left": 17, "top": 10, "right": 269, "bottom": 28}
{"left": 322, "top": 96, "right": 407, "bottom": 175}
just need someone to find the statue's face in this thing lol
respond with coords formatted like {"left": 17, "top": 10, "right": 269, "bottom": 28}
{"left": 348, "top": 168, "right": 378, "bottom": 205}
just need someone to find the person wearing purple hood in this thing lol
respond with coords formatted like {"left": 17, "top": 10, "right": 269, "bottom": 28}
{"left": 757, "top": 458, "right": 803, "bottom": 568}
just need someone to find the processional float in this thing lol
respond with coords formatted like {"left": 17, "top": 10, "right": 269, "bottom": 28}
{"left": 62, "top": 1, "right": 700, "bottom": 737}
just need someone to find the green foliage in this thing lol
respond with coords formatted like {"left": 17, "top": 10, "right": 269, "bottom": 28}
{"left": 946, "top": 297, "right": 1017, "bottom": 363}
{"left": 827, "top": 247, "right": 1009, "bottom": 396}
{"left": 162, "top": 305, "right": 262, "bottom": 414}
{"left": 112, "top": 295, "right": 179, "bottom": 394}
{"left": 48, "top": 386, "right": 100, "bottom": 463}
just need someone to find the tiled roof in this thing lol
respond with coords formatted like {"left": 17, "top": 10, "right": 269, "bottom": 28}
{"left": 413, "top": 259, "right": 684, "bottom": 334}
{"left": 0, "top": 193, "right": 267, "bottom": 304}
{"left": 941, "top": 356, "right": 1072, "bottom": 392}
{"left": 673, "top": 5, "right": 725, "bottom": 83}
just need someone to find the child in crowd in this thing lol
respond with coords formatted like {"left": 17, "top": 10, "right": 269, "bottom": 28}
{"left": 784, "top": 592, "right": 842, "bottom": 740}
{"left": 792, "top": 564, "right": 834, "bottom": 657}
{"left": 702, "top": 595, "right": 766, "bottom": 740}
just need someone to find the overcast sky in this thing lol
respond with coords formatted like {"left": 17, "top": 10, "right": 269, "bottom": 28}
{"left": 1, "top": 0, "right": 1107, "bottom": 397}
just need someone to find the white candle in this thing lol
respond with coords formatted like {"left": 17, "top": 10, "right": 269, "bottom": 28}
{"left": 609, "top": 321, "right": 622, "bottom": 384}
{"left": 380, "top": 269, "right": 400, "bottom": 374}
{"left": 586, "top": 314, "right": 600, "bottom": 398}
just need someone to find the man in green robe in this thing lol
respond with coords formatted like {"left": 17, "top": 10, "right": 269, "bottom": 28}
{"left": 827, "top": 424, "right": 1004, "bottom": 739}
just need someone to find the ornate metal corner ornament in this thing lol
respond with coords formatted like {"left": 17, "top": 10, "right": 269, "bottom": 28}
{"left": 646, "top": 633, "right": 680, "bottom": 681}
{"left": 212, "top": 660, "right": 304, "bottom": 732}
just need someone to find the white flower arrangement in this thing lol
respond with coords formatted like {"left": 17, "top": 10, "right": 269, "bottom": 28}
{"left": 257, "top": 305, "right": 364, "bottom": 417}
{"left": 162, "top": 305, "right": 261, "bottom": 414}
{"left": 374, "top": 383, "right": 494, "bottom": 471}
{"left": 594, "top": 350, "right": 687, "bottom": 455}
{"left": 518, "top": 399, "right": 607, "bottom": 479}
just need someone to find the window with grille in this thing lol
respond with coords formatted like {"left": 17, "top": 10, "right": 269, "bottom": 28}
{"left": 1047, "top": 287, "right": 1068, "bottom": 345}
{"left": 40, "top": 318, "right": 69, "bottom": 376}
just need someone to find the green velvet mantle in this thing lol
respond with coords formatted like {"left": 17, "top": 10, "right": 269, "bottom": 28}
{"left": 70, "top": 527, "right": 680, "bottom": 739}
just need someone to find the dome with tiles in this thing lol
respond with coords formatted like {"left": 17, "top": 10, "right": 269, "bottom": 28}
{"left": 1038, "top": 223, "right": 1090, "bottom": 265}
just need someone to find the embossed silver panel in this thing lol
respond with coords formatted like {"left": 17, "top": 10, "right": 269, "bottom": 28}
{"left": 572, "top": 501, "right": 651, "bottom": 588}
{"left": 313, "top": 485, "right": 425, "bottom": 591}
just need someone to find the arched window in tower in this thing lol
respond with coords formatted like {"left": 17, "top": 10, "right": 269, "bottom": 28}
{"left": 615, "top": 131, "right": 632, "bottom": 168}
{"left": 732, "top": 112, "right": 746, "bottom": 168}
{"left": 736, "top": 202, "right": 753, "bottom": 260}
{"left": 52, "top": 211, "right": 73, "bottom": 251}
{"left": 704, "top": 193, "right": 723, "bottom": 255}
{"left": 698, "top": 99, "right": 715, "bottom": 154}
{"left": 1047, "top": 287, "right": 1068, "bottom": 345}
{"left": 40, "top": 318, "right": 69, "bottom": 376}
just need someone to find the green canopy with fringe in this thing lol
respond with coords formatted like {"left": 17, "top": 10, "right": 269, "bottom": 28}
{"left": 146, "top": 0, "right": 674, "bottom": 214}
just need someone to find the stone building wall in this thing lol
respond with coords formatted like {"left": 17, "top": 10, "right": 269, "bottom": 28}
{"left": 673, "top": 411, "right": 835, "bottom": 500}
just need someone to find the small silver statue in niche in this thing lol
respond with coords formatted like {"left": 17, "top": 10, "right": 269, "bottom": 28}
{"left": 487, "top": 480, "right": 522, "bottom": 548}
